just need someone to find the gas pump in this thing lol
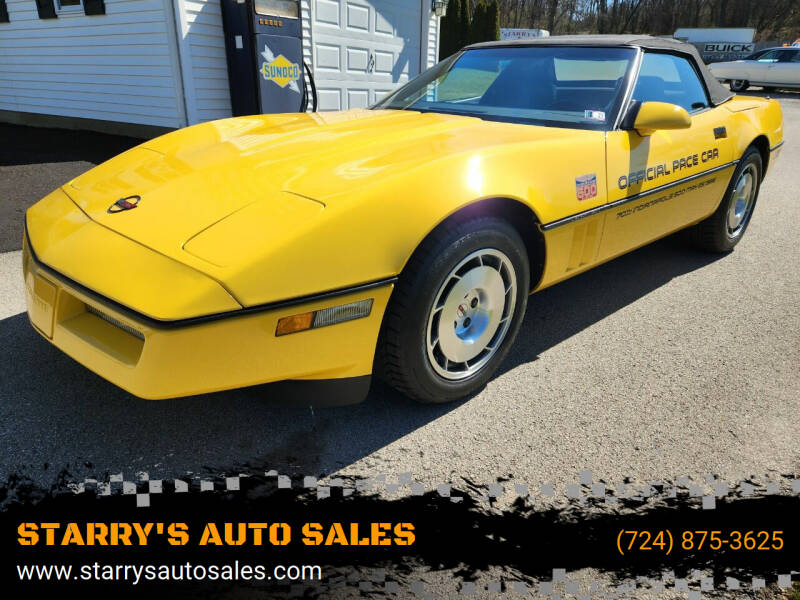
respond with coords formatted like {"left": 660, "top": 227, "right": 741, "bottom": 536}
{"left": 221, "top": 0, "right": 316, "bottom": 116}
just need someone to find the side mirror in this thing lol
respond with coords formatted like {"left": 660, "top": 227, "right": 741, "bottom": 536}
{"left": 627, "top": 101, "right": 692, "bottom": 136}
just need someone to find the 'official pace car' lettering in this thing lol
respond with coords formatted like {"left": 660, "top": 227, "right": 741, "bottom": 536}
{"left": 618, "top": 148, "right": 720, "bottom": 190}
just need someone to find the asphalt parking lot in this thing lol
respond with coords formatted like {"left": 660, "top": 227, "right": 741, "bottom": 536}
{"left": 1, "top": 93, "right": 798, "bottom": 503}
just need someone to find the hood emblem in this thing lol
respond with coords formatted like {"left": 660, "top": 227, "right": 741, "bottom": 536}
{"left": 108, "top": 195, "right": 140, "bottom": 213}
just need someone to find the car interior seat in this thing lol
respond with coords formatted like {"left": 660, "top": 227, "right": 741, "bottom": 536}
{"left": 632, "top": 75, "right": 668, "bottom": 104}
{"left": 479, "top": 57, "right": 557, "bottom": 110}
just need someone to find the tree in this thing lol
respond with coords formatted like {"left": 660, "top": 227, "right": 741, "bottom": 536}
{"left": 487, "top": 0, "right": 501, "bottom": 41}
{"left": 491, "top": 0, "right": 799, "bottom": 40}
{"left": 439, "top": 0, "right": 463, "bottom": 60}
{"left": 546, "top": 0, "right": 558, "bottom": 32}
{"left": 459, "top": 0, "right": 471, "bottom": 48}
{"left": 471, "top": 1, "right": 488, "bottom": 44}
{"left": 467, "top": 0, "right": 501, "bottom": 44}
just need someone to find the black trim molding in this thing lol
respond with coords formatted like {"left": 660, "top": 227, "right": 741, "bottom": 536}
{"left": 24, "top": 224, "right": 396, "bottom": 330}
{"left": 770, "top": 141, "right": 784, "bottom": 152}
{"left": 83, "top": 0, "right": 105, "bottom": 15}
{"left": 540, "top": 160, "right": 740, "bottom": 231}
{"left": 34, "top": 0, "right": 56, "bottom": 19}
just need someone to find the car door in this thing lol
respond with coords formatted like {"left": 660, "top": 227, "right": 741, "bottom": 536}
{"left": 765, "top": 49, "right": 800, "bottom": 86}
{"left": 735, "top": 56, "right": 760, "bottom": 81}
{"left": 749, "top": 49, "right": 783, "bottom": 84}
{"left": 600, "top": 50, "right": 736, "bottom": 261}
{"left": 723, "top": 50, "right": 766, "bottom": 81}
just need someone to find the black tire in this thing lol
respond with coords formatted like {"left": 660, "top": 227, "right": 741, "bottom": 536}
{"left": 730, "top": 80, "right": 749, "bottom": 92}
{"left": 686, "top": 146, "right": 762, "bottom": 253}
{"left": 377, "top": 217, "right": 530, "bottom": 403}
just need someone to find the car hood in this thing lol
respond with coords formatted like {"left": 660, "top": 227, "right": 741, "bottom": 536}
{"left": 66, "top": 109, "right": 577, "bottom": 236}
{"left": 67, "top": 110, "right": 482, "bottom": 239}
{"left": 62, "top": 109, "right": 594, "bottom": 306}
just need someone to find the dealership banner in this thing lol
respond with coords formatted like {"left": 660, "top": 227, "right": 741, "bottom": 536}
{"left": 693, "top": 41, "right": 780, "bottom": 63}
{"left": 4, "top": 467, "right": 799, "bottom": 596}
{"left": 500, "top": 28, "right": 550, "bottom": 40}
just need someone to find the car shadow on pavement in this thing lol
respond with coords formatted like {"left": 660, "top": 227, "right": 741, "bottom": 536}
{"left": 495, "top": 234, "right": 724, "bottom": 380}
{"left": 0, "top": 235, "right": 723, "bottom": 488}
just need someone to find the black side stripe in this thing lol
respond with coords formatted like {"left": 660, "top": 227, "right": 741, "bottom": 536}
{"left": 540, "top": 160, "right": 740, "bottom": 232}
{"left": 24, "top": 224, "right": 396, "bottom": 330}
{"left": 770, "top": 141, "right": 784, "bottom": 152}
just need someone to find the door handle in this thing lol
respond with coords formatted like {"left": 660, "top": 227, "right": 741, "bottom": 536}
{"left": 714, "top": 126, "right": 727, "bottom": 139}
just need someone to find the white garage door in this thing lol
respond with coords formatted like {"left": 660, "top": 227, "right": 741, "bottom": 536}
{"left": 311, "top": 0, "right": 423, "bottom": 110}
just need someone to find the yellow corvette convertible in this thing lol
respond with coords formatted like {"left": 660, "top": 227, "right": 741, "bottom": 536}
{"left": 23, "top": 36, "right": 784, "bottom": 403}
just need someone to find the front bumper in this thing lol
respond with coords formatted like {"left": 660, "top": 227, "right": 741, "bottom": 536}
{"left": 23, "top": 233, "right": 392, "bottom": 401}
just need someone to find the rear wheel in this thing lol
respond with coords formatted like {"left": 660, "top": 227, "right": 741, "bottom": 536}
{"left": 377, "top": 217, "right": 529, "bottom": 403}
{"left": 730, "top": 79, "right": 749, "bottom": 92}
{"left": 686, "top": 146, "right": 762, "bottom": 252}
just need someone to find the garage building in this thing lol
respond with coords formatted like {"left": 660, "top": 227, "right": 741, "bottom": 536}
{"left": 0, "top": 0, "right": 441, "bottom": 135}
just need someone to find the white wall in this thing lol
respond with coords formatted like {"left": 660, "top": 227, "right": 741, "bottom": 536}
{"left": 301, "top": 0, "right": 313, "bottom": 74}
{"left": 421, "top": 1, "right": 439, "bottom": 71}
{"left": 0, "top": 0, "right": 187, "bottom": 128}
{"left": 174, "top": 0, "right": 233, "bottom": 123}
{"left": 0, "top": 0, "right": 440, "bottom": 128}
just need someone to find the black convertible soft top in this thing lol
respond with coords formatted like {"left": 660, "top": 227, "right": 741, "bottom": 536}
{"left": 466, "top": 35, "right": 734, "bottom": 107}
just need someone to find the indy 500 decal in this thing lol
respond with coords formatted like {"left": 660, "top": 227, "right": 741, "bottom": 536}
{"left": 575, "top": 173, "right": 598, "bottom": 201}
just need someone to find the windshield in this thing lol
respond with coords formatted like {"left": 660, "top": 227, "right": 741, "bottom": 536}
{"left": 373, "top": 46, "right": 637, "bottom": 130}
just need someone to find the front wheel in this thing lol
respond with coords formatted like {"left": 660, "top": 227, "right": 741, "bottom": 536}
{"left": 377, "top": 217, "right": 530, "bottom": 403}
{"left": 730, "top": 80, "right": 749, "bottom": 92}
{"left": 686, "top": 146, "right": 762, "bottom": 253}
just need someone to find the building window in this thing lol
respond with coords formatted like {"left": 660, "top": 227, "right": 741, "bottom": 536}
{"left": 56, "top": 0, "right": 83, "bottom": 13}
